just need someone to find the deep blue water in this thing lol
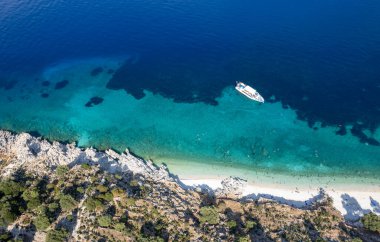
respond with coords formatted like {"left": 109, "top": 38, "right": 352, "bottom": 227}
{"left": 1, "top": 0, "right": 380, "bottom": 146}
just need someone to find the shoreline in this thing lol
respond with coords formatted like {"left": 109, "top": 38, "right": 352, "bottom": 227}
{"left": 1, "top": 130, "right": 379, "bottom": 221}
{"left": 158, "top": 159, "right": 380, "bottom": 221}
{"left": 181, "top": 177, "right": 380, "bottom": 221}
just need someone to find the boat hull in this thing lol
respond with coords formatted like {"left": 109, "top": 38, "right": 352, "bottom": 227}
{"left": 235, "top": 82, "right": 264, "bottom": 103}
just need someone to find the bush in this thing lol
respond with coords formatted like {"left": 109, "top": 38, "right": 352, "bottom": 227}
{"left": 80, "top": 163, "right": 91, "bottom": 170}
{"left": 22, "top": 187, "right": 39, "bottom": 201}
{"left": 46, "top": 228, "right": 69, "bottom": 242}
{"left": 351, "top": 238, "right": 362, "bottom": 242}
{"left": 0, "top": 230, "right": 13, "bottom": 241}
{"left": 59, "top": 195, "right": 77, "bottom": 212}
{"left": 34, "top": 212, "right": 50, "bottom": 230}
{"left": 97, "top": 215, "right": 112, "bottom": 227}
{"left": 84, "top": 197, "right": 103, "bottom": 211}
{"left": 227, "top": 220, "right": 237, "bottom": 229}
{"left": 361, "top": 213, "right": 380, "bottom": 233}
{"left": 66, "top": 214, "right": 74, "bottom": 222}
{"left": 56, "top": 165, "right": 69, "bottom": 177}
{"left": 96, "top": 185, "right": 108, "bottom": 193}
{"left": 48, "top": 202, "right": 59, "bottom": 213}
{"left": 76, "top": 187, "right": 85, "bottom": 194}
{"left": 238, "top": 236, "right": 250, "bottom": 242}
{"left": 0, "top": 204, "right": 17, "bottom": 226}
{"left": 245, "top": 220, "right": 257, "bottom": 230}
{"left": 199, "top": 206, "right": 220, "bottom": 225}
{"left": 114, "top": 222, "right": 126, "bottom": 232}
{"left": 97, "top": 192, "right": 113, "bottom": 202}
{"left": 0, "top": 181, "right": 25, "bottom": 196}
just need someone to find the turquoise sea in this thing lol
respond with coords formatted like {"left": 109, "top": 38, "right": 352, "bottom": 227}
{"left": 0, "top": 1, "right": 379, "bottom": 180}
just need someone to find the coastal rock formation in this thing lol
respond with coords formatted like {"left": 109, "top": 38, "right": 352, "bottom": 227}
{"left": 216, "top": 177, "right": 248, "bottom": 199}
{"left": 0, "top": 130, "right": 173, "bottom": 183}
{"left": 0, "top": 130, "right": 379, "bottom": 242}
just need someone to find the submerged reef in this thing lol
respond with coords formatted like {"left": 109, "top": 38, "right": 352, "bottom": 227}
{"left": 85, "top": 96, "right": 104, "bottom": 107}
{"left": 41, "top": 80, "right": 50, "bottom": 87}
{"left": 90, "top": 67, "right": 104, "bottom": 76}
{"left": 40, "top": 93, "right": 49, "bottom": 98}
{"left": 54, "top": 80, "right": 69, "bottom": 90}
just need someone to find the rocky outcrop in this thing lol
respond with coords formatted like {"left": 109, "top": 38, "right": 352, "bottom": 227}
{"left": 0, "top": 130, "right": 172, "bottom": 182}
{"left": 215, "top": 176, "right": 248, "bottom": 199}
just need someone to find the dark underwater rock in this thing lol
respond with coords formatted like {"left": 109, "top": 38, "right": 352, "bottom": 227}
{"left": 350, "top": 124, "right": 380, "bottom": 146}
{"left": 335, "top": 126, "right": 347, "bottom": 136}
{"left": 85, "top": 96, "right": 104, "bottom": 107}
{"left": 42, "top": 81, "right": 50, "bottom": 87}
{"left": 41, "top": 93, "right": 49, "bottom": 98}
{"left": 55, "top": 80, "right": 69, "bottom": 90}
{"left": 91, "top": 67, "right": 104, "bottom": 76}
{"left": 0, "top": 79, "right": 17, "bottom": 90}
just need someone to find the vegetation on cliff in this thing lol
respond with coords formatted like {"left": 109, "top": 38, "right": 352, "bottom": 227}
{"left": 0, "top": 163, "right": 377, "bottom": 241}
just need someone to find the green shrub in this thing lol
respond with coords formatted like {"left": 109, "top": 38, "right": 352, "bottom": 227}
{"left": 59, "top": 195, "right": 77, "bottom": 212}
{"left": 22, "top": 187, "right": 39, "bottom": 201}
{"left": 76, "top": 187, "right": 85, "bottom": 194}
{"left": 227, "top": 220, "right": 237, "bottom": 229}
{"left": 238, "top": 236, "right": 250, "bottom": 242}
{"left": 0, "top": 204, "right": 17, "bottom": 226}
{"left": 56, "top": 165, "right": 69, "bottom": 177}
{"left": 0, "top": 230, "right": 13, "bottom": 241}
{"left": 26, "top": 198, "right": 42, "bottom": 210}
{"left": 125, "top": 197, "right": 136, "bottom": 207}
{"left": 97, "top": 192, "right": 113, "bottom": 202}
{"left": 351, "top": 238, "right": 363, "bottom": 242}
{"left": 34, "top": 213, "right": 50, "bottom": 230}
{"left": 199, "top": 206, "right": 219, "bottom": 225}
{"left": 84, "top": 197, "right": 103, "bottom": 211}
{"left": 97, "top": 215, "right": 112, "bottom": 227}
{"left": 96, "top": 185, "right": 108, "bottom": 193}
{"left": 114, "top": 222, "right": 126, "bottom": 232}
{"left": 66, "top": 214, "right": 74, "bottom": 222}
{"left": 245, "top": 220, "right": 257, "bottom": 230}
{"left": 48, "top": 202, "right": 59, "bottom": 213}
{"left": 46, "top": 228, "right": 69, "bottom": 242}
{"left": 361, "top": 213, "right": 380, "bottom": 233}
{"left": 80, "top": 163, "right": 91, "bottom": 170}
{"left": 0, "top": 181, "right": 25, "bottom": 196}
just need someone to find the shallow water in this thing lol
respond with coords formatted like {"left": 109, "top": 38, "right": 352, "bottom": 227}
{"left": 0, "top": 1, "right": 379, "bottom": 179}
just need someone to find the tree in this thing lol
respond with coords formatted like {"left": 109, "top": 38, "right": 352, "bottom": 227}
{"left": 46, "top": 228, "right": 69, "bottom": 242}
{"left": 34, "top": 212, "right": 50, "bottom": 230}
{"left": 227, "top": 220, "right": 237, "bottom": 229}
{"left": 96, "top": 185, "right": 108, "bottom": 193}
{"left": 22, "top": 187, "right": 39, "bottom": 201}
{"left": 245, "top": 220, "right": 257, "bottom": 230}
{"left": 84, "top": 197, "right": 103, "bottom": 211}
{"left": 199, "top": 206, "right": 220, "bottom": 225}
{"left": 97, "top": 215, "right": 112, "bottom": 227}
{"left": 59, "top": 195, "right": 77, "bottom": 212}
{"left": 361, "top": 213, "right": 380, "bottom": 233}
{"left": 0, "top": 181, "right": 25, "bottom": 196}
{"left": 0, "top": 203, "right": 17, "bottom": 226}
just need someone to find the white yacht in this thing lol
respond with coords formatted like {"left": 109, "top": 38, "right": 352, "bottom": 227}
{"left": 235, "top": 82, "right": 264, "bottom": 103}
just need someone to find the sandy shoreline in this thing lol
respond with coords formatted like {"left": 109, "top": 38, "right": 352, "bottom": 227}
{"left": 181, "top": 177, "right": 380, "bottom": 222}
{"left": 160, "top": 157, "right": 380, "bottom": 222}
